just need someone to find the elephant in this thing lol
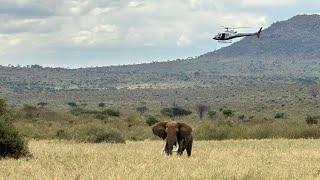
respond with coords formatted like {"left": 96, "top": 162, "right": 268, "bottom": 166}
{"left": 152, "top": 121, "right": 193, "bottom": 157}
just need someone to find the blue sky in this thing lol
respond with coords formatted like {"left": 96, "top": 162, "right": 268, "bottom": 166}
{"left": 0, "top": 0, "right": 319, "bottom": 68}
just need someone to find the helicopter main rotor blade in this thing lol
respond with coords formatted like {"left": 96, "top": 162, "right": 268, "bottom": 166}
{"left": 220, "top": 26, "right": 252, "bottom": 29}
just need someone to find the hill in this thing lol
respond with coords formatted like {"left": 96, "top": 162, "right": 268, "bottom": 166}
{"left": 202, "top": 14, "right": 320, "bottom": 59}
{"left": 1, "top": 14, "right": 320, "bottom": 111}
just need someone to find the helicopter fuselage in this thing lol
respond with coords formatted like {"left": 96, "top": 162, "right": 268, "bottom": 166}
{"left": 213, "top": 27, "right": 262, "bottom": 41}
{"left": 213, "top": 33, "right": 257, "bottom": 40}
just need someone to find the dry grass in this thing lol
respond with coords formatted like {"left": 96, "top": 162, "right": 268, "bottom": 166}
{"left": 1, "top": 139, "right": 320, "bottom": 179}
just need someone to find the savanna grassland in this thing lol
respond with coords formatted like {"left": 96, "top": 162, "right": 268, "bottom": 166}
{"left": 1, "top": 139, "right": 320, "bottom": 180}
{"left": 3, "top": 14, "right": 320, "bottom": 180}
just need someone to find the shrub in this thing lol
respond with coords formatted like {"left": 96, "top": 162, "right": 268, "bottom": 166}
{"left": 300, "top": 127, "right": 320, "bottom": 139}
{"left": 238, "top": 114, "right": 245, "bottom": 121}
{"left": 67, "top": 102, "right": 77, "bottom": 109}
{"left": 105, "top": 109, "right": 120, "bottom": 117}
{"left": 0, "top": 99, "right": 7, "bottom": 116}
{"left": 75, "top": 126, "right": 125, "bottom": 143}
{"left": 95, "top": 113, "right": 108, "bottom": 120}
{"left": 207, "top": 110, "right": 217, "bottom": 119}
{"left": 70, "top": 108, "right": 85, "bottom": 116}
{"left": 22, "top": 105, "right": 39, "bottom": 119}
{"left": 98, "top": 102, "right": 106, "bottom": 108}
{"left": 195, "top": 123, "right": 231, "bottom": 140}
{"left": 305, "top": 116, "right": 319, "bottom": 125}
{"left": 70, "top": 108, "right": 119, "bottom": 118}
{"left": 95, "top": 130, "right": 125, "bottom": 143}
{"left": 145, "top": 116, "right": 159, "bottom": 126}
{"left": 275, "top": 113, "right": 285, "bottom": 119}
{"left": 222, "top": 109, "right": 233, "bottom": 118}
{"left": 0, "top": 119, "right": 30, "bottom": 158}
{"left": 161, "top": 106, "right": 192, "bottom": 117}
{"left": 56, "top": 129, "right": 70, "bottom": 140}
{"left": 37, "top": 102, "right": 48, "bottom": 108}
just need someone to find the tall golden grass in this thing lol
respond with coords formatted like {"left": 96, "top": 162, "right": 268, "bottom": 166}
{"left": 1, "top": 139, "right": 320, "bottom": 179}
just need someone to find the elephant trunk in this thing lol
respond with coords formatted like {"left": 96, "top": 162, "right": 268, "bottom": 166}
{"left": 166, "top": 130, "right": 178, "bottom": 155}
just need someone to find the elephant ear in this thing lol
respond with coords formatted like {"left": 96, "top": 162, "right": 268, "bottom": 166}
{"left": 177, "top": 122, "right": 192, "bottom": 137}
{"left": 152, "top": 121, "right": 168, "bottom": 140}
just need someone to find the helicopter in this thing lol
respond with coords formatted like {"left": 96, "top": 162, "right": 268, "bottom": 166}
{"left": 213, "top": 26, "right": 263, "bottom": 43}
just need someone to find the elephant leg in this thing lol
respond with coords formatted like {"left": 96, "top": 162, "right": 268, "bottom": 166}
{"left": 164, "top": 142, "right": 170, "bottom": 155}
{"left": 177, "top": 139, "right": 184, "bottom": 155}
{"left": 186, "top": 137, "right": 193, "bottom": 157}
{"left": 181, "top": 142, "right": 186, "bottom": 154}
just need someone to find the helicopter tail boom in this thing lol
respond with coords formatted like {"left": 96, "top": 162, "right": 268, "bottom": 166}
{"left": 256, "top": 27, "right": 262, "bottom": 38}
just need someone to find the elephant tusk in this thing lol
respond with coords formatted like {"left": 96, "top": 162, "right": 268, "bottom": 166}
{"left": 162, "top": 140, "right": 166, "bottom": 154}
{"left": 161, "top": 139, "right": 179, "bottom": 154}
{"left": 173, "top": 145, "right": 179, "bottom": 152}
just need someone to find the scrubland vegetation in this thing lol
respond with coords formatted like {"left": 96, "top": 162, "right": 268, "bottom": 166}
{"left": 1, "top": 97, "right": 320, "bottom": 146}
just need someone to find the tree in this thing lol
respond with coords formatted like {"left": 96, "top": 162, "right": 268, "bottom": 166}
{"left": 37, "top": 102, "right": 48, "bottom": 108}
{"left": 305, "top": 115, "right": 319, "bottom": 125}
{"left": 145, "top": 116, "right": 159, "bottom": 126}
{"left": 196, "top": 104, "right": 209, "bottom": 119}
{"left": 98, "top": 102, "right": 106, "bottom": 109}
{"left": 67, "top": 102, "right": 77, "bottom": 109}
{"left": 0, "top": 120, "right": 30, "bottom": 158}
{"left": 222, "top": 109, "right": 233, "bottom": 118}
{"left": 136, "top": 106, "right": 148, "bottom": 116}
{"left": 161, "top": 106, "right": 192, "bottom": 117}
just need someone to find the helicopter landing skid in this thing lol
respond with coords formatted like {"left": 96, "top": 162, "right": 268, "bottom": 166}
{"left": 218, "top": 40, "right": 232, "bottom": 43}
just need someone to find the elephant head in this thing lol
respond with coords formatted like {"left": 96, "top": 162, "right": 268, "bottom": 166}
{"left": 152, "top": 121, "right": 193, "bottom": 156}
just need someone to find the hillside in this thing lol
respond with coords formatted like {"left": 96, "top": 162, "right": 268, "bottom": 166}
{"left": 1, "top": 14, "right": 320, "bottom": 110}
{"left": 202, "top": 14, "right": 320, "bottom": 59}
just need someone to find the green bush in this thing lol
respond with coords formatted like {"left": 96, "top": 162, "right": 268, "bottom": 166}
{"left": 300, "top": 127, "right": 320, "bottom": 139}
{"left": 238, "top": 115, "right": 245, "bottom": 121}
{"left": 0, "top": 119, "right": 30, "bottom": 158}
{"left": 222, "top": 109, "right": 233, "bottom": 118}
{"left": 56, "top": 129, "right": 70, "bottom": 140}
{"left": 305, "top": 116, "right": 319, "bottom": 125}
{"left": 67, "top": 102, "right": 77, "bottom": 109}
{"left": 207, "top": 110, "right": 217, "bottom": 119}
{"left": 161, "top": 106, "right": 192, "bottom": 117}
{"left": 145, "top": 116, "right": 159, "bottom": 126}
{"left": 275, "top": 113, "right": 285, "bottom": 119}
{"left": 194, "top": 120, "right": 320, "bottom": 140}
{"left": 0, "top": 99, "right": 7, "bottom": 116}
{"left": 195, "top": 123, "right": 232, "bottom": 140}
{"left": 75, "top": 126, "right": 125, "bottom": 143}
{"left": 70, "top": 108, "right": 119, "bottom": 118}
{"left": 22, "top": 105, "right": 39, "bottom": 119}
{"left": 98, "top": 102, "right": 106, "bottom": 108}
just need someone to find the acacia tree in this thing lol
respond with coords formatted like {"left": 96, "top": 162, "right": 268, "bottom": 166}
{"left": 196, "top": 104, "right": 209, "bottom": 119}
{"left": 67, "top": 102, "right": 77, "bottom": 109}
{"left": 37, "top": 102, "right": 48, "bottom": 108}
{"left": 98, "top": 102, "right": 106, "bottom": 109}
